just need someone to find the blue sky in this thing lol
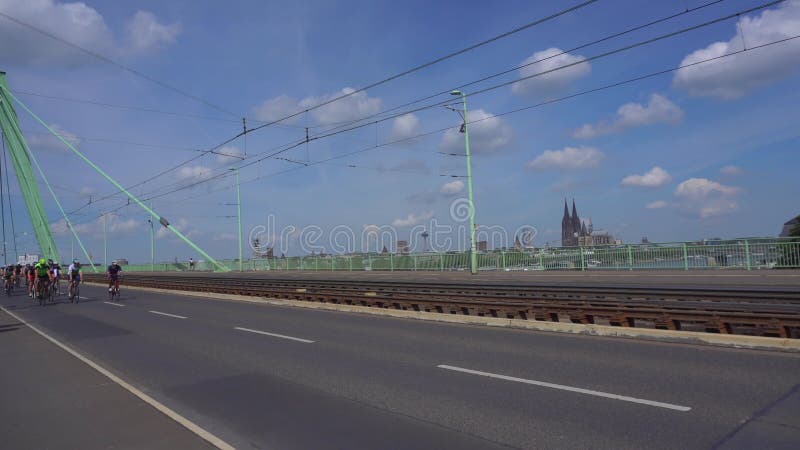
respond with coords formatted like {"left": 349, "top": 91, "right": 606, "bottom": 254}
{"left": 1, "top": 0, "right": 799, "bottom": 262}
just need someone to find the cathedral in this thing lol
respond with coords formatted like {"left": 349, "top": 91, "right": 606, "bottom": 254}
{"left": 561, "top": 199, "right": 616, "bottom": 247}
{"left": 562, "top": 199, "right": 586, "bottom": 247}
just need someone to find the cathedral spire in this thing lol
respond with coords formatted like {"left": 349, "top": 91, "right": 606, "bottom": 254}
{"left": 571, "top": 198, "right": 578, "bottom": 221}
{"left": 563, "top": 198, "right": 569, "bottom": 220}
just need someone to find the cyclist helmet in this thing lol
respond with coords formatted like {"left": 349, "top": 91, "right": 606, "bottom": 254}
{"left": 39, "top": 258, "right": 46, "bottom": 265}
{"left": 73, "top": 259, "right": 79, "bottom": 264}
{"left": 112, "top": 260, "right": 117, "bottom": 265}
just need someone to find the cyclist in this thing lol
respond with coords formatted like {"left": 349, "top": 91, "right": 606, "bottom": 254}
{"left": 14, "top": 264, "right": 21, "bottom": 287}
{"left": 107, "top": 260, "right": 122, "bottom": 293}
{"left": 51, "top": 261, "right": 61, "bottom": 295}
{"left": 2, "top": 266, "right": 13, "bottom": 294}
{"left": 67, "top": 259, "right": 82, "bottom": 298}
{"left": 26, "top": 264, "right": 35, "bottom": 298}
{"left": 33, "top": 258, "right": 50, "bottom": 299}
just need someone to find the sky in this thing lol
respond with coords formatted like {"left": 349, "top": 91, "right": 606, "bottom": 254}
{"left": 0, "top": 0, "right": 799, "bottom": 263}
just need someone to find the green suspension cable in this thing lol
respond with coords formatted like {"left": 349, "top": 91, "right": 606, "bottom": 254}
{"left": 20, "top": 131, "right": 98, "bottom": 271}
{"left": 2, "top": 87, "right": 230, "bottom": 272}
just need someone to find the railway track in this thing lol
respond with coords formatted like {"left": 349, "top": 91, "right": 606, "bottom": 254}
{"left": 83, "top": 273, "right": 800, "bottom": 338}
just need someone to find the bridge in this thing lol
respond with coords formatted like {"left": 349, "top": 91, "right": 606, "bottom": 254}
{"left": 1, "top": 2, "right": 800, "bottom": 446}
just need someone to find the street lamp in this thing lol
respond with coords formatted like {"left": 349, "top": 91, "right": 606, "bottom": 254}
{"left": 450, "top": 89, "right": 478, "bottom": 275}
{"left": 147, "top": 216, "right": 154, "bottom": 271}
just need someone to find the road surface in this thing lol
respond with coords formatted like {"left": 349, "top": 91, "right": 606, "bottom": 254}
{"left": 1, "top": 284, "right": 798, "bottom": 449}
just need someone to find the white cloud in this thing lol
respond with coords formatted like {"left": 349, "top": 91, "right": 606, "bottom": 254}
{"left": 389, "top": 113, "right": 420, "bottom": 141}
{"left": 673, "top": 1, "right": 800, "bottom": 99}
{"left": 0, "top": 1, "right": 179, "bottom": 66}
{"left": 527, "top": 146, "right": 604, "bottom": 170}
{"left": 646, "top": 200, "right": 669, "bottom": 209}
{"left": 176, "top": 165, "right": 212, "bottom": 180}
{"left": 440, "top": 180, "right": 464, "bottom": 195}
{"left": 392, "top": 211, "right": 433, "bottom": 227}
{"left": 215, "top": 146, "right": 243, "bottom": 163}
{"left": 213, "top": 232, "right": 237, "bottom": 241}
{"left": 26, "top": 124, "right": 80, "bottom": 153}
{"left": 252, "top": 94, "right": 301, "bottom": 123}
{"left": 674, "top": 178, "right": 741, "bottom": 218}
{"left": 299, "top": 87, "right": 382, "bottom": 125}
{"left": 50, "top": 213, "right": 138, "bottom": 237}
{"left": 621, "top": 166, "right": 673, "bottom": 188}
{"left": 511, "top": 48, "right": 591, "bottom": 96}
{"left": 440, "top": 109, "right": 512, "bottom": 154}
{"left": 125, "top": 11, "right": 181, "bottom": 53}
{"left": 574, "top": 94, "right": 683, "bottom": 138}
{"left": 720, "top": 165, "right": 743, "bottom": 176}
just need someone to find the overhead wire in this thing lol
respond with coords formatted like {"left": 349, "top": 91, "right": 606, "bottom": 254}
{"left": 56, "top": 1, "right": 789, "bottom": 218}
{"left": 0, "top": 10, "right": 240, "bottom": 118}
{"left": 104, "top": 30, "right": 800, "bottom": 212}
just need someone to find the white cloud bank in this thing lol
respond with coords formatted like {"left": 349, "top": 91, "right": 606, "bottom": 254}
{"left": 574, "top": 94, "right": 683, "bottom": 139}
{"left": 0, "top": 0, "right": 180, "bottom": 66}
{"left": 527, "top": 146, "right": 604, "bottom": 170}
{"left": 622, "top": 166, "right": 672, "bottom": 188}
{"left": 392, "top": 211, "right": 433, "bottom": 227}
{"left": 512, "top": 48, "right": 591, "bottom": 96}
{"left": 673, "top": 1, "right": 800, "bottom": 99}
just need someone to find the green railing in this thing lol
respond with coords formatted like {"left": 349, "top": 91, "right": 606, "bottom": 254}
{"left": 117, "top": 237, "right": 800, "bottom": 272}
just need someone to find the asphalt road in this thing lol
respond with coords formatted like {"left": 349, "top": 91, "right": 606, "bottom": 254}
{"left": 2, "top": 284, "right": 799, "bottom": 449}
{"left": 122, "top": 269, "right": 800, "bottom": 291}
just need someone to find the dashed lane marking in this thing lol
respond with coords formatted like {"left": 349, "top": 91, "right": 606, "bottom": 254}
{"left": 234, "top": 326, "right": 314, "bottom": 343}
{"left": 438, "top": 364, "right": 691, "bottom": 412}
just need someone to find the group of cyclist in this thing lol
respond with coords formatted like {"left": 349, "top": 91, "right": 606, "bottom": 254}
{"left": 0, "top": 259, "right": 123, "bottom": 301}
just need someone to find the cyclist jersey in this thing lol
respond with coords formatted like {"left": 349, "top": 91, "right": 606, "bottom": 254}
{"left": 3, "top": 271, "right": 11, "bottom": 280}
{"left": 68, "top": 264, "right": 82, "bottom": 279}
{"left": 34, "top": 263, "right": 49, "bottom": 277}
{"left": 108, "top": 265, "right": 122, "bottom": 276}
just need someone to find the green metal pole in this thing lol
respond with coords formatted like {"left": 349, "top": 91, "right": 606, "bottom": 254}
{"left": 231, "top": 168, "right": 243, "bottom": 271}
{"left": 5, "top": 89, "right": 229, "bottom": 272}
{"left": 682, "top": 243, "right": 689, "bottom": 270}
{"left": 149, "top": 219, "right": 154, "bottom": 271}
{"left": 627, "top": 245, "right": 633, "bottom": 271}
{"left": 456, "top": 91, "right": 478, "bottom": 275}
{"left": 744, "top": 239, "right": 751, "bottom": 270}
{"left": 103, "top": 213, "right": 107, "bottom": 267}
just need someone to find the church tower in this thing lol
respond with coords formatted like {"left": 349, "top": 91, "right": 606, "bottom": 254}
{"left": 561, "top": 199, "right": 572, "bottom": 247}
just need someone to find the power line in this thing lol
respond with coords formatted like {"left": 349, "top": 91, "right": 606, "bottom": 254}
{"left": 61, "top": 3, "right": 792, "bottom": 216}
{"left": 304, "top": 0, "right": 785, "bottom": 144}
{"left": 13, "top": 91, "right": 241, "bottom": 123}
{"left": 144, "top": 31, "right": 800, "bottom": 206}
{"left": 306, "top": 0, "right": 730, "bottom": 134}
{"left": 0, "top": 11, "right": 240, "bottom": 118}
{"left": 242, "top": 1, "right": 599, "bottom": 133}
{"left": 46, "top": 1, "right": 599, "bottom": 204}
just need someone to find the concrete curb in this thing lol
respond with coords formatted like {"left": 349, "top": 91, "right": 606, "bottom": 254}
{"left": 91, "top": 283, "right": 800, "bottom": 352}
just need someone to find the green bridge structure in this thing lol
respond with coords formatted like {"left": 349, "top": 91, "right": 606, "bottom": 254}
{"left": 0, "top": 72, "right": 227, "bottom": 271}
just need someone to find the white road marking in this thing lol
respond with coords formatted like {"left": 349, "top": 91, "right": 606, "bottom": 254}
{"left": 234, "top": 326, "right": 314, "bottom": 343}
{"left": 0, "top": 306, "right": 234, "bottom": 450}
{"left": 104, "top": 302, "right": 125, "bottom": 307}
{"left": 149, "top": 310, "right": 187, "bottom": 319}
{"left": 437, "top": 364, "right": 691, "bottom": 412}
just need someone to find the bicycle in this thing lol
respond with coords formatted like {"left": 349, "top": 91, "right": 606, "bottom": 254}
{"left": 69, "top": 278, "right": 81, "bottom": 303}
{"left": 51, "top": 277, "right": 60, "bottom": 298}
{"left": 37, "top": 279, "right": 50, "bottom": 306}
{"left": 108, "top": 278, "right": 120, "bottom": 302}
{"left": 4, "top": 280, "right": 12, "bottom": 296}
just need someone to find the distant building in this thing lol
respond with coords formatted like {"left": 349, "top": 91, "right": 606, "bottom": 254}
{"left": 641, "top": 236, "right": 650, "bottom": 244}
{"left": 117, "top": 259, "right": 129, "bottom": 266}
{"left": 476, "top": 240, "right": 488, "bottom": 252}
{"left": 780, "top": 215, "right": 800, "bottom": 237}
{"left": 396, "top": 240, "right": 409, "bottom": 254}
{"left": 561, "top": 199, "right": 614, "bottom": 247}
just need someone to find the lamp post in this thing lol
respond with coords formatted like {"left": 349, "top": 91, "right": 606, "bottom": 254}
{"left": 450, "top": 90, "right": 477, "bottom": 275}
{"left": 230, "top": 168, "right": 243, "bottom": 271}
{"left": 102, "top": 212, "right": 107, "bottom": 267}
{"left": 147, "top": 216, "right": 154, "bottom": 271}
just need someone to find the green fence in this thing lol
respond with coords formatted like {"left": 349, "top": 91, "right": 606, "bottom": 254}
{"left": 118, "top": 237, "right": 800, "bottom": 273}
